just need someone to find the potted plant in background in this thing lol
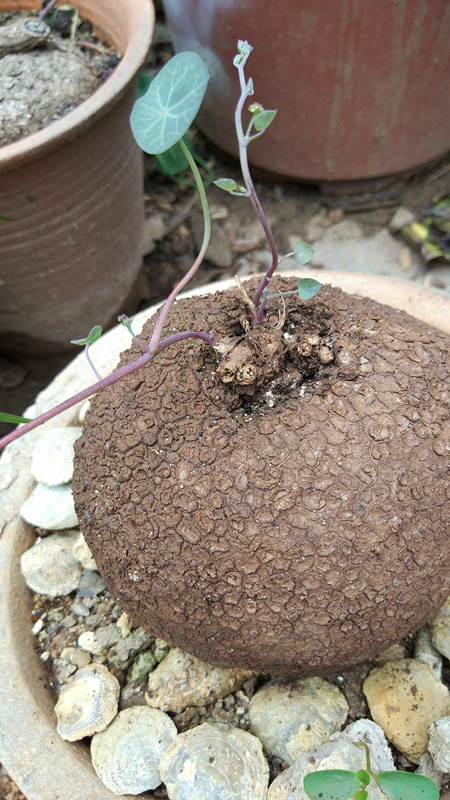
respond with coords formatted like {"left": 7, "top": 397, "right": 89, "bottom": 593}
{"left": 161, "top": 0, "right": 450, "bottom": 194}
{"left": 0, "top": 0, "right": 155, "bottom": 359}
{"left": 0, "top": 39, "right": 449, "bottom": 800}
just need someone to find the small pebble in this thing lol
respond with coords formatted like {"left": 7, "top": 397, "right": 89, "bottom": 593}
{"left": 249, "top": 676, "right": 348, "bottom": 763}
{"left": 72, "top": 532, "right": 98, "bottom": 571}
{"left": 20, "top": 482, "right": 78, "bottom": 529}
{"left": 331, "top": 718, "right": 395, "bottom": 772}
{"left": 428, "top": 716, "right": 450, "bottom": 772}
{"left": 430, "top": 596, "right": 450, "bottom": 660}
{"left": 30, "top": 427, "right": 81, "bottom": 485}
{"left": 389, "top": 206, "right": 415, "bottom": 232}
{"left": 145, "top": 647, "right": 252, "bottom": 713}
{"left": 363, "top": 658, "right": 450, "bottom": 762}
{"left": 414, "top": 625, "right": 443, "bottom": 680}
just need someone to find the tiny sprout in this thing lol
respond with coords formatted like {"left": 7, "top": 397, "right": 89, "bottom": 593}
{"left": 70, "top": 325, "right": 103, "bottom": 347}
{"left": 213, "top": 178, "right": 248, "bottom": 196}
{"left": 70, "top": 326, "right": 103, "bottom": 380}
{"left": 303, "top": 741, "right": 439, "bottom": 800}
{"left": 246, "top": 77, "right": 254, "bottom": 94}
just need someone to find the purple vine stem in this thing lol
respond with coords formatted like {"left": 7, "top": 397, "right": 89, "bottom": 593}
{"left": 0, "top": 330, "right": 217, "bottom": 451}
{"left": 38, "top": 0, "right": 59, "bottom": 21}
{"left": 234, "top": 46, "right": 280, "bottom": 317}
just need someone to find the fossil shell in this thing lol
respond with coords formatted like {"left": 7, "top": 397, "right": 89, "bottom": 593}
{"left": 20, "top": 530, "right": 81, "bottom": 596}
{"left": 158, "top": 722, "right": 269, "bottom": 800}
{"left": 55, "top": 664, "right": 120, "bottom": 741}
{"left": 91, "top": 706, "right": 177, "bottom": 794}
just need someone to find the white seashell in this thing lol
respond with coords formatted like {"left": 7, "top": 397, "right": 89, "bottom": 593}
{"left": 72, "top": 532, "right": 98, "bottom": 571}
{"left": 30, "top": 426, "right": 81, "bottom": 485}
{"left": 55, "top": 664, "right": 119, "bottom": 741}
{"left": 428, "top": 716, "right": 450, "bottom": 772}
{"left": 91, "top": 706, "right": 177, "bottom": 795}
{"left": 20, "top": 482, "right": 78, "bottom": 529}
{"left": 20, "top": 530, "right": 81, "bottom": 596}
{"left": 78, "top": 399, "right": 90, "bottom": 423}
{"left": 158, "top": 722, "right": 269, "bottom": 800}
{"left": 249, "top": 676, "right": 349, "bottom": 763}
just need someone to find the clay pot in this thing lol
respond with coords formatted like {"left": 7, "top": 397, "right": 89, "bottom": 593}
{"left": 162, "top": 0, "right": 450, "bottom": 191}
{"left": 0, "top": 272, "right": 449, "bottom": 797}
{"left": 0, "top": 0, "right": 155, "bottom": 357}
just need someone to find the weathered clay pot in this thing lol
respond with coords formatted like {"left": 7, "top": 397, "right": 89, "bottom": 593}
{"left": 0, "top": 272, "right": 449, "bottom": 798}
{"left": 162, "top": 0, "right": 450, "bottom": 191}
{"left": 0, "top": 0, "right": 155, "bottom": 357}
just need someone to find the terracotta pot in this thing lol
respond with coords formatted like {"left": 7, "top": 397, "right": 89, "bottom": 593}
{"left": 0, "top": 0, "right": 155, "bottom": 357}
{"left": 0, "top": 272, "right": 449, "bottom": 798}
{"left": 162, "top": 0, "right": 450, "bottom": 191}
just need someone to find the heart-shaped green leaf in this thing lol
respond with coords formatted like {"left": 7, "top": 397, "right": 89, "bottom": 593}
{"left": 294, "top": 240, "right": 315, "bottom": 264}
{"left": 303, "top": 770, "right": 361, "bottom": 800}
{"left": 131, "top": 52, "right": 210, "bottom": 155}
{"left": 252, "top": 108, "right": 277, "bottom": 133}
{"left": 376, "top": 771, "right": 439, "bottom": 800}
{"left": 297, "top": 278, "right": 322, "bottom": 300}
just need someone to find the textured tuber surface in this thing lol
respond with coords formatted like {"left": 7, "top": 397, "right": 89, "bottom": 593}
{"left": 73, "top": 277, "right": 450, "bottom": 674}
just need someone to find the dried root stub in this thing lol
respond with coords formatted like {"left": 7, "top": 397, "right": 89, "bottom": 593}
{"left": 72, "top": 277, "right": 450, "bottom": 674}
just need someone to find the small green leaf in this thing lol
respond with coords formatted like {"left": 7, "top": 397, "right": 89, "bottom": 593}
{"left": 376, "top": 771, "right": 439, "bottom": 800}
{"left": 246, "top": 77, "right": 254, "bottom": 94}
{"left": 252, "top": 108, "right": 277, "bottom": 133}
{"left": 297, "top": 278, "right": 322, "bottom": 300}
{"left": 70, "top": 325, "right": 103, "bottom": 346}
{"left": 0, "top": 412, "right": 32, "bottom": 424}
{"left": 0, "top": 214, "right": 11, "bottom": 221}
{"left": 354, "top": 791, "right": 368, "bottom": 800}
{"left": 355, "top": 770, "right": 370, "bottom": 786}
{"left": 213, "top": 178, "right": 247, "bottom": 196}
{"left": 234, "top": 40, "right": 253, "bottom": 65}
{"left": 130, "top": 52, "right": 210, "bottom": 155}
{"left": 154, "top": 134, "right": 192, "bottom": 176}
{"left": 137, "top": 72, "right": 152, "bottom": 97}
{"left": 214, "top": 178, "right": 237, "bottom": 192}
{"left": 303, "top": 770, "right": 361, "bottom": 800}
{"left": 294, "top": 241, "right": 315, "bottom": 264}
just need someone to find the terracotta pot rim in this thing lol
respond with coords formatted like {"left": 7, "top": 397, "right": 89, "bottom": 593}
{"left": 0, "top": 272, "right": 449, "bottom": 799}
{"left": 0, "top": 0, "right": 155, "bottom": 171}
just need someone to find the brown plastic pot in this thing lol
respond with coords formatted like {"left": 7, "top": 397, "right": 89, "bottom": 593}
{"left": 0, "top": 0, "right": 155, "bottom": 357}
{"left": 0, "top": 272, "right": 449, "bottom": 799}
{"left": 162, "top": 0, "right": 450, "bottom": 191}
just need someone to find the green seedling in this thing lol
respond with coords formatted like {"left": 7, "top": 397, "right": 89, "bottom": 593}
{"left": 0, "top": 40, "right": 320, "bottom": 451}
{"left": 303, "top": 742, "right": 439, "bottom": 800}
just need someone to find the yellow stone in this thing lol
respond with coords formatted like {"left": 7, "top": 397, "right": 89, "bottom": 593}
{"left": 363, "top": 658, "right": 450, "bottom": 763}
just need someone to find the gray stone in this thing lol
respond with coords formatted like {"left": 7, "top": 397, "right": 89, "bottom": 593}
{"left": 389, "top": 206, "right": 415, "bottom": 232}
{"left": 30, "top": 427, "right": 81, "bottom": 486}
{"left": 248, "top": 676, "right": 348, "bottom": 763}
{"left": 428, "top": 716, "right": 450, "bottom": 772}
{"left": 363, "top": 659, "right": 450, "bottom": 762}
{"left": 430, "top": 596, "right": 450, "bottom": 660}
{"left": 20, "top": 482, "right": 78, "bottom": 529}
{"left": 414, "top": 625, "right": 443, "bottom": 680}
{"left": 331, "top": 718, "right": 395, "bottom": 772}
{"left": 145, "top": 647, "right": 252, "bottom": 713}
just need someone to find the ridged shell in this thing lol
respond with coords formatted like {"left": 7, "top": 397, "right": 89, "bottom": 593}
{"left": 158, "top": 722, "right": 269, "bottom": 800}
{"left": 55, "top": 664, "right": 119, "bottom": 741}
{"left": 20, "top": 530, "right": 81, "bottom": 596}
{"left": 91, "top": 706, "right": 177, "bottom": 795}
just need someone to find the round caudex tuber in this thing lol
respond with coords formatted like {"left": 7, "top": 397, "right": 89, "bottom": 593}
{"left": 72, "top": 277, "right": 450, "bottom": 674}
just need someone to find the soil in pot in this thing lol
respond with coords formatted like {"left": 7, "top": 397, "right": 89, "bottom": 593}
{"left": 0, "top": 7, "right": 121, "bottom": 146}
{"left": 72, "top": 275, "right": 450, "bottom": 675}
